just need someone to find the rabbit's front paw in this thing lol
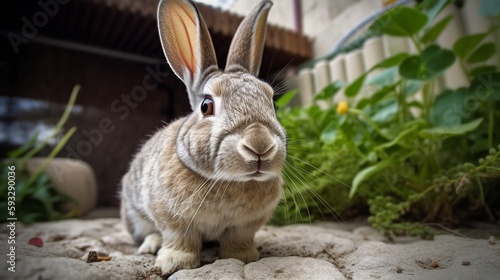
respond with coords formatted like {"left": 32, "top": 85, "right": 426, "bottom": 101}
{"left": 155, "top": 247, "right": 200, "bottom": 276}
{"left": 219, "top": 245, "right": 259, "bottom": 263}
{"left": 137, "top": 233, "right": 162, "bottom": 254}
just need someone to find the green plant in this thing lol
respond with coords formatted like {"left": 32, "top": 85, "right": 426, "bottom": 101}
{"left": 272, "top": 89, "right": 363, "bottom": 224}
{"left": 277, "top": 0, "right": 500, "bottom": 236}
{"left": 0, "top": 85, "right": 80, "bottom": 224}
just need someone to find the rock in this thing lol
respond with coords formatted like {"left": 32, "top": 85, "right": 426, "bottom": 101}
{"left": 244, "top": 257, "right": 346, "bottom": 280}
{"left": 0, "top": 218, "right": 499, "bottom": 280}
{"left": 169, "top": 259, "right": 245, "bottom": 280}
{"left": 488, "top": 235, "right": 496, "bottom": 245}
{"left": 170, "top": 257, "right": 345, "bottom": 280}
{"left": 4, "top": 256, "right": 116, "bottom": 280}
{"left": 26, "top": 158, "right": 98, "bottom": 216}
{"left": 338, "top": 235, "right": 500, "bottom": 280}
{"left": 256, "top": 225, "right": 357, "bottom": 260}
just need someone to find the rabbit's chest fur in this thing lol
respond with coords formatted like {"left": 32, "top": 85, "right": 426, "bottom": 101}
{"left": 126, "top": 116, "right": 282, "bottom": 239}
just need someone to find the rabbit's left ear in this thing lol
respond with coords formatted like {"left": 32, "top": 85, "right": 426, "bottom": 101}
{"left": 158, "top": 0, "right": 218, "bottom": 109}
{"left": 225, "top": 1, "right": 272, "bottom": 76}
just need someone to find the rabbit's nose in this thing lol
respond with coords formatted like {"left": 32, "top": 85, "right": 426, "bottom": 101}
{"left": 237, "top": 124, "right": 278, "bottom": 161}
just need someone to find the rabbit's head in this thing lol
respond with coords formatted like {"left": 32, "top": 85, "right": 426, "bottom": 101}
{"left": 158, "top": 0, "right": 286, "bottom": 183}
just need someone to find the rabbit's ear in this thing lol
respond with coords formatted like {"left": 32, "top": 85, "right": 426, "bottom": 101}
{"left": 158, "top": 0, "right": 218, "bottom": 107}
{"left": 225, "top": 1, "right": 272, "bottom": 76}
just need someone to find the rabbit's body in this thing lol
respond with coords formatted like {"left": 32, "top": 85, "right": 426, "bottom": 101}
{"left": 121, "top": 115, "right": 283, "bottom": 244}
{"left": 121, "top": 6, "right": 287, "bottom": 272}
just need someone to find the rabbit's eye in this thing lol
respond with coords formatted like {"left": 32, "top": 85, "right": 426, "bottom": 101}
{"left": 200, "top": 96, "right": 214, "bottom": 116}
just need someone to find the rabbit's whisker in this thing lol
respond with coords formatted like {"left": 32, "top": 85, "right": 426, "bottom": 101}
{"left": 269, "top": 59, "right": 294, "bottom": 91}
{"left": 288, "top": 155, "right": 352, "bottom": 190}
{"left": 282, "top": 167, "right": 309, "bottom": 223}
{"left": 286, "top": 157, "right": 344, "bottom": 222}
{"left": 275, "top": 151, "right": 352, "bottom": 224}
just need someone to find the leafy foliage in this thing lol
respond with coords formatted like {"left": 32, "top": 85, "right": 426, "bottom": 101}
{"left": 0, "top": 86, "right": 80, "bottom": 224}
{"left": 276, "top": 0, "right": 500, "bottom": 236}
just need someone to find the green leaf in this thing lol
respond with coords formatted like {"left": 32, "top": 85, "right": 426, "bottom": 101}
{"left": 371, "top": 101, "right": 398, "bottom": 123}
{"left": 319, "top": 109, "right": 338, "bottom": 131}
{"left": 431, "top": 88, "right": 469, "bottom": 127}
{"left": 357, "top": 81, "right": 401, "bottom": 110}
{"left": 358, "top": 83, "right": 399, "bottom": 109}
{"left": 7, "top": 132, "right": 39, "bottom": 158}
{"left": 420, "top": 15, "right": 453, "bottom": 44}
{"left": 20, "top": 212, "right": 44, "bottom": 224}
{"left": 373, "top": 125, "right": 419, "bottom": 151}
{"left": 467, "top": 42, "right": 495, "bottom": 64}
{"left": 36, "top": 172, "right": 51, "bottom": 186}
{"left": 345, "top": 74, "right": 367, "bottom": 97}
{"left": 356, "top": 98, "right": 371, "bottom": 110}
{"left": 275, "top": 90, "right": 298, "bottom": 108}
{"left": 350, "top": 159, "right": 394, "bottom": 198}
{"left": 453, "top": 33, "right": 489, "bottom": 59}
{"left": 419, "top": 118, "right": 483, "bottom": 139}
{"left": 470, "top": 138, "right": 490, "bottom": 153}
{"left": 469, "top": 65, "right": 497, "bottom": 77}
{"left": 366, "top": 67, "right": 398, "bottom": 88}
{"left": 469, "top": 72, "right": 500, "bottom": 101}
{"left": 407, "top": 100, "right": 424, "bottom": 109}
{"left": 420, "top": 0, "right": 451, "bottom": 24}
{"left": 399, "top": 45, "right": 455, "bottom": 80}
{"left": 320, "top": 122, "right": 338, "bottom": 144}
{"left": 32, "top": 187, "right": 55, "bottom": 220}
{"left": 369, "top": 6, "right": 428, "bottom": 37}
{"left": 479, "top": 0, "right": 500, "bottom": 17}
{"left": 314, "top": 81, "right": 343, "bottom": 101}
{"left": 374, "top": 53, "right": 410, "bottom": 69}
{"left": 345, "top": 53, "right": 408, "bottom": 97}
{"left": 404, "top": 80, "right": 422, "bottom": 96}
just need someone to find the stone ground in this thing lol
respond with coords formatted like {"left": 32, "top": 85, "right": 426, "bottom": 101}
{"left": 0, "top": 210, "right": 499, "bottom": 280}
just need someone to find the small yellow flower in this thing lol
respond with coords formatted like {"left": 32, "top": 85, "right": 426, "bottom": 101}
{"left": 337, "top": 101, "right": 348, "bottom": 115}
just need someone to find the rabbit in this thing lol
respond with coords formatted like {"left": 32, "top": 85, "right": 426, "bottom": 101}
{"left": 120, "top": 0, "right": 286, "bottom": 276}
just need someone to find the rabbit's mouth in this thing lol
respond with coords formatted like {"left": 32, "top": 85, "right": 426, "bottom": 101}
{"left": 242, "top": 168, "right": 278, "bottom": 182}
{"left": 247, "top": 173, "right": 272, "bottom": 182}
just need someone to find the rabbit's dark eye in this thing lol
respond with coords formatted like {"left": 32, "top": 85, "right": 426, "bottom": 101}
{"left": 200, "top": 96, "right": 214, "bottom": 116}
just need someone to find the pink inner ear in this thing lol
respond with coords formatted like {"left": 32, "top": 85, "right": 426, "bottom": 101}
{"left": 167, "top": 3, "right": 197, "bottom": 76}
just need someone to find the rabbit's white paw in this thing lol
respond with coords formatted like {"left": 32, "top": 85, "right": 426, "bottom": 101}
{"left": 155, "top": 247, "right": 200, "bottom": 276}
{"left": 137, "top": 233, "right": 162, "bottom": 254}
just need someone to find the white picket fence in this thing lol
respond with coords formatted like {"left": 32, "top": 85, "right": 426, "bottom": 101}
{"left": 297, "top": 1, "right": 496, "bottom": 106}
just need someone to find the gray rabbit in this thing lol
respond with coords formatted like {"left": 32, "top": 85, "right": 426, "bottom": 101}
{"left": 120, "top": 0, "right": 286, "bottom": 276}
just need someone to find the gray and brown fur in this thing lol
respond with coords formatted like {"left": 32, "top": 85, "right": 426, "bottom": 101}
{"left": 120, "top": 0, "right": 286, "bottom": 276}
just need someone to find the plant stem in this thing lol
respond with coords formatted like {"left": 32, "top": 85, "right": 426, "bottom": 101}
{"left": 399, "top": 79, "right": 407, "bottom": 125}
{"left": 19, "top": 85, "right": 80, "bottom": 167}
{"left": 484, "top": 166, "right": 500, "bottom": 171}
{"left": 488, "top": 102, "right": 494, "bottom": 148}
{"left": 421, "top": 82, "right": 431, "bottom": 123}
{"left": 21, "top": 126, "right": 77, "bottom": 198}
{"left": 410, "top": 35, "right": 422, "bottom": 53}
{"left": 496, "top": 16, "right": 500, "bottom": 71}
{"left": 458, "top": 59, "right": 470, "bottom": 83}
{"left": 476, "top": 177, "right": 485, "bottom": 208}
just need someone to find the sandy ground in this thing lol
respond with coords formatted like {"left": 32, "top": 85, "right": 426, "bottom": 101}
{"left": 0, "top": 210, "right": 499, "bottom": 280}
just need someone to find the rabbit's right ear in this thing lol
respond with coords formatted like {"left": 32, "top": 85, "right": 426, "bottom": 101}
{"left": 158, "top": 0, "right": 218, "bottom": 109}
